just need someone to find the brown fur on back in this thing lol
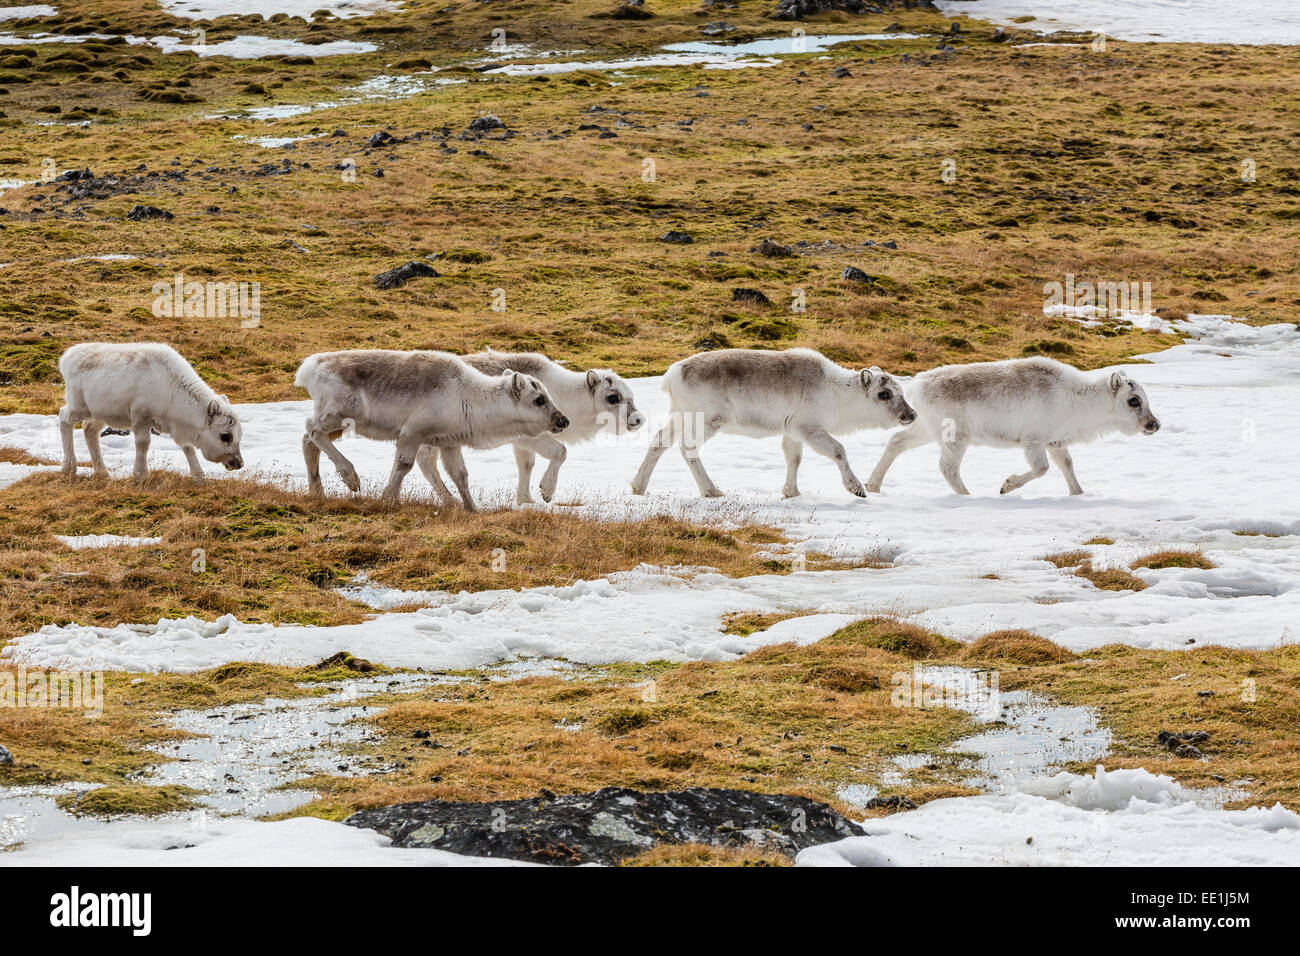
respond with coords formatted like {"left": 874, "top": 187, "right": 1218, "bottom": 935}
{"left": 461, "top": 351, "right": 553, "bottom": 379}
{"left": 314, "top": 350, "right": 461, "bottom": 397}
{"left": 923, "top": 357, "right": 1071, "bottom": 405}
{"left": 676, "top": 349, "right": 830, "bottom": 391}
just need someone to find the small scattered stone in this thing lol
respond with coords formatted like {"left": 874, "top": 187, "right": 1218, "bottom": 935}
{"left": 373, "top": 260, "right": 439, "bottom": 290}
{"left": 607, "top": 1, "right": 654, "bottom": 19}
{"left": 467, "top": 114, "right": 507, "bottom": 135}
{"left": 864, "top": 795, "right": 917, "bottom": 812}
{"left": 732, "top": 287, "right": 772, "bottom": 306}
{"left": 831, "top": 66, "right": 851, "bottom": 78}
{"left": 54, "top": 168, "right": 93, "bottom": 182}
{"left": 126, "top": 204, "right": 173, "bottom": 222}
{"left": 660, "top": 230, "right": 694, "bottom": 244}
{"left": 753, "top": 237, "right": 793, "bottom": 257}
{"left": 1158, "top": 730, "right": 1209, "bottom": 758}
{"left": 841, "top": 266, "right": 873, "bottom": 283}
{"left": 366, "top": 130, "right": 396, "bottom": 148}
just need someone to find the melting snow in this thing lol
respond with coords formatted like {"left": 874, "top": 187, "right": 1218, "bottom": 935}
{"left": 799, "top": 765, "right": 1300, "bottom": 866}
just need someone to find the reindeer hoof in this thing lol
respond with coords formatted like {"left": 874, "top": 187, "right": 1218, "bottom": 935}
{"left": 1000, "top": 480, "right": 1013, "bottom": 495}
{"left": 701, "top": 488, "right": 724, "bottom": 499}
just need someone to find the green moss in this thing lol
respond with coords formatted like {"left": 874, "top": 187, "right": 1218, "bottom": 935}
{"left": 58, "top": 785, "right": 199, "bottom": 818}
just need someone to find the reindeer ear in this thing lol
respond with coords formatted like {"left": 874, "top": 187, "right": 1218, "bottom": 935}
{"left": 859, "top": 368, "right": 874, "bottom": 388}
{"left": 510, "top": 371, "right": 524, "bottom": 400}
{"left": 1110, "top": 371, "right": 1127, "bottom": 394}
{"left": 586, "top": 369, "right": 601, "bottom": 391}
{"left": 206, "top": 398, "right": 221, "bottom": 420}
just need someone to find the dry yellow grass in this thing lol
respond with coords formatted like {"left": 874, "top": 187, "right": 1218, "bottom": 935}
{"left": 719, "top": 610, "right": 812, "bottom": 636}
{"left": 1130, "top": 549, "right": 1216, "bottom": 571}
{"left": 286, "top": 617, "right": 982, "bottom": 820}
{"left": 7, "top": 616, "right": 1299, "bottom": 832}
{"left": 0, "top": 472, "right": 788, "bottom": 642}
{"left": 0, "top": 656, "right": 367, "bottom": 791}
{"left": 1042, "top": 549, "right": 1148, "bottom": 592}
{"left": 3, "top": 17, "right": 1296, "bottom": 413}
{"left": 618, "top": 843, "right": 791, "bottom": 867}
{"left": 960, "top": 630, "right": 1077, "bottom": 666}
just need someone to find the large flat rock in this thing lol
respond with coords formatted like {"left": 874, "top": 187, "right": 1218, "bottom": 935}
{"left": 345, "top": 787, "right": 860, "bottom": 865}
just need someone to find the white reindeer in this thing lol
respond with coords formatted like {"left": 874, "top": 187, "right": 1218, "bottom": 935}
{"left": 630, "top": 347, "right": 916, "bottom": 499}
{"left": 443, "top": 350, "right": 645, "bottom": 504}
{"left": 294, "top": 349, "right": 568, "bottom": 509}
{"left": 58, "top": 342, "right": 244, "bottom": 481}
{"left": 866, "top": 356, "right": 1161, "bottom": 496}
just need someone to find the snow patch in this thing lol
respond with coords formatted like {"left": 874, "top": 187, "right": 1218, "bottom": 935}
{"left": 799, "top": 766, "right": 1300, "bottom": 866}
{"left": 54, "top": 534, "right": 162, "bottom": 550}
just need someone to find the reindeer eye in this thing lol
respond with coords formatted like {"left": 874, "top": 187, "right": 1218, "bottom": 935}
{"left": 220, "top": 433, "right": 232, "bottom": 443}
{"left": 606, "top": 394, "right": 621, "bottom": 405}
{"left": 877, "top": 390, "right": 891, "bottom": 402}
{"left": 1127, "top": 397, "right": 1141, "bottom": 408}
{"left": 534, "top": 396, "right": 546, "bottom": 407}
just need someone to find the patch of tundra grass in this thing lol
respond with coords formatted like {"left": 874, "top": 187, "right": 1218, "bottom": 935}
{"left": 57, "top": 784, "right": 199, "bottom": 818}
{"left": 283, "top": 624, "right": 1300, "bottom": 821}
{"left": 720, "top": 610, "right": 812, "bottom": 636}
{"left": 0, "top": 657, "right": 379, "bottom": 789}
{"left": 3, "top": 20, "right": 1296, "bottom": 412}
{"left": 0, "top": 472, "right": 791, "bottom": 644}
{"left": 1130, "top": 549, "right": 1216, "bottom": 570}
{"left": 6, "top": 625, "right": 1299, "bottom": 826}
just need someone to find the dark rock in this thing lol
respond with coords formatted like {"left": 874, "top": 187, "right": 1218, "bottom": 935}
{"left": 599, "top": 2, "right": 654, "bottom": 19}
{"left": 373, "top": 260, "right": 439, "bottom": 290}
{"left": 732, "top": 287, "right": 772, "bottom": 306}
{"left": 701, "top": 20, "right": 735, "bottom": 35}
{"left": 660, "top": 230, "right": 694, "bottom": 244}
{"left": 0, "top": 744, "right": 12, "bottom": 766}
{"left": 125, "top": 204, "right": 172, "bottom": 221}
{"left": 54, "top": 167, "right": 93, "bottom": 182}
{"left": 346, "top": 787, "right": 859, "bottom": 865}
{"left": 864, "top": 795, "right": 917, "bottom": 812}
{"left": 772, "top": 0, "right": 867, "bottom": 21}
{"left": 366, "top": 130, "right": 396, "bottom": 148}
{"left": 753, "top": 237, "right": 793, "bottom": 257}
{"left": 1158, "top": 730, "right": 1209, "bottom": 758}
{"left": 841, "top": 266, "right": 874, "bottom": 283}
{"left": 831, "top": 65, "right": 852, "bottom": 78}
{"left": 314, "top": 651, "right": 376, "bottom": 673}
{"left": 467, "top": 114, "right": 508, "bottom": 135}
